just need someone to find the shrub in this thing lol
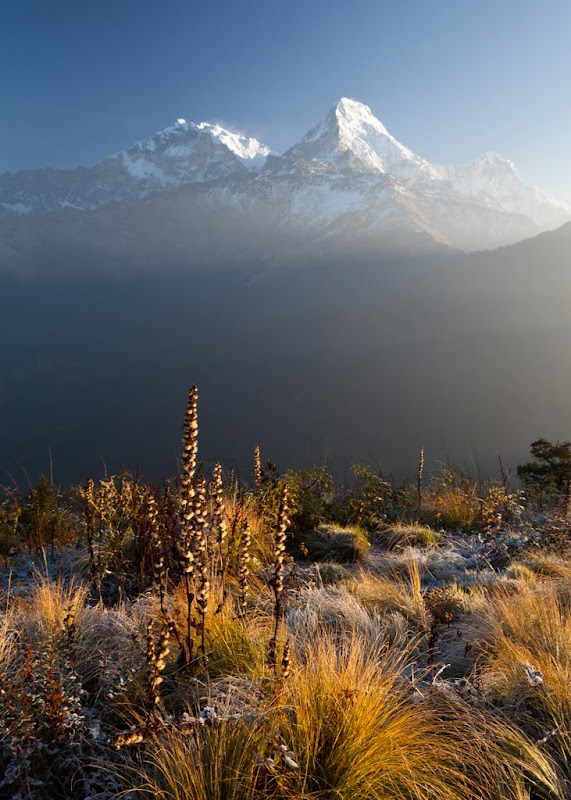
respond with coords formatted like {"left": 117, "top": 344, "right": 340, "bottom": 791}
{"left": 285, "top": 464, "right": 337, "bottom": 532}
{"left": 338, "top": 464, "right": 394, "bottom": 530}
{"left": 427, "top": 468, "right": 524, "bottom": 534}
{"left": 428, "top": 468, "right": 481, "bottom": 531}
{"left": 18, "top": 475, "right": 75, "bottom": 555}
{"left": 517, "top": 438, "right": 571, "bottom": 511}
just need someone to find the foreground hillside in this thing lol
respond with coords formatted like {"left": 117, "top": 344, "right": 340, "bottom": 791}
{"left": 1, "top": 389, "right": 571, "bottom": 799}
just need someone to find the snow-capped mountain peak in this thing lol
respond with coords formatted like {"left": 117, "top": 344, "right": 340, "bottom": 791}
{"left": 194, "top": 122, "right": 271, "bottom": 167}
{"left": 437, "top": 152, "right": 571, "bottom": 227}
{"left": 277, "top": 96, "right": 440, "bottom": 182}
{"left": 121, "top": 118, "right": 271, "bottom": 172}
{"left": 0, "top": 115, "right": 274, "bottom": 217}
{"left": 334, "top": 96, "right": 392, "bottom": 141}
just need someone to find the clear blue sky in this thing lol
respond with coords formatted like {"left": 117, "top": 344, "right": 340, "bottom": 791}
{"left": 2, "top": 0, "right": 571, "bottom": 199}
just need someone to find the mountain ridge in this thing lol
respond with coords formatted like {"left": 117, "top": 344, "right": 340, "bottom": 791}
{"left": 1, "top": 97, "right": 569, "bottom": 252}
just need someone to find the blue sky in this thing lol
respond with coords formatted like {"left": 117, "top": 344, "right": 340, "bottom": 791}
{"left": 2, "top": 0, "right": 571, "bottom": 199}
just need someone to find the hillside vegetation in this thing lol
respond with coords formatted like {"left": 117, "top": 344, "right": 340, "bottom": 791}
{"left": 1, "top": 388, "right": 571, "bottom": 799}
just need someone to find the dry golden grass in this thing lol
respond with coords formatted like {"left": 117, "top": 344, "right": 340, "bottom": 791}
{"left": 0, "top": 556, "right": 568, "bottom": 800}
{"left": 205, "top": 603, "right": 273, "bottom": 677}
{"left": 221, "top": 490, "right": 272, "bottom": 566}
{"left": 303, "top": 523, "right": 371, "bottom": 563}
{"left": 273, "top": 634, "right": 458, "bottom": 800}
{"left": 428, "top": 482, "right": 481, "bottom": 531}
{"left": 477, "top": 580, "right": 571, "bottom": 781}
{"left": 525, "top": 555, "right": 571, "bottom": 583}
{"left": 353, "top": 556, "right": 427, "bottom": 627}
{"left": 134, "top": 713, "right": 261, "bottom": 800}
{"left": 504, "top": 562, "right": 539, "bottom": 584}
{"left": 386, "top": 522, "right": 442, "bottom": 549}
{"left": 18, "top": 572, "right": 89, "bottom": 641}
{"left": 129, "top": 630, "right": 563, "bottom": 800}
{"left": 0, "top": 604, "right": 16, "bottom": 669}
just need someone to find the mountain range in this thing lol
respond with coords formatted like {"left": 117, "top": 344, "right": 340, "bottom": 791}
{"left": 1, "top": 97, "right": 569, "bottom": 253}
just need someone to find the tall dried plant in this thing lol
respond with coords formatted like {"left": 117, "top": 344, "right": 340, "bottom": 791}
{"left": 268, "top": 484, "right": 289, "bottom": 671}
{"left": 113, "top": 621, "right": 171, "bottom": 749}
{"left": 178, "top": 385, "right": 199, "bottom": 667}
{"left": 254, "top": 445, "right": 262, "bottom": 495}
{"left": 194, "top": 478, "right": 210, "bottom": 662}
{"left": 416, "top": 445, "right": 424, "bottom": 519}
{"left": 179, "top": 386, "right": 199, "bottom": 530}
{"left": 211, "top": 463, "right": 228, "bottom": 609}
{"left": 148, "top": 490, "right": 168, "bottom": 614}
{"left": 238, "top": 522, "right": 251, "bottom": 615}
{"left": 83, "top": 478, "right": 98, "bottom": 593}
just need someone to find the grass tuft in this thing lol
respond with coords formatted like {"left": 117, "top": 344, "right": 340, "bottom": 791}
{"left": 303, "top": 523, "right": 370, "bottom": 563}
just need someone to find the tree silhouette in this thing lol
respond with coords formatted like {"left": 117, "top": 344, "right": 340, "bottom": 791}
{"left": 517, "top": 439, "right": 571, "bottom": 512}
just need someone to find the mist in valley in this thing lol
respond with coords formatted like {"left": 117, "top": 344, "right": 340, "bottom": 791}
{"left": 2, "top": 209, "right": 570, "bottom": 487}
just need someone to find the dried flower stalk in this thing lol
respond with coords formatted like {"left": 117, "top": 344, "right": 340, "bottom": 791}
{"left": 268, "top": 484, "right": 289, "bottom": 671}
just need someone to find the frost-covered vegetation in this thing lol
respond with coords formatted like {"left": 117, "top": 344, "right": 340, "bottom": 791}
{"left": 1, "top": 389, "right": 571, "bottom": 799}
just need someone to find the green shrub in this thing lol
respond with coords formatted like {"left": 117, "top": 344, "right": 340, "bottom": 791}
{"left": 517, "top": 438, "right": 571, "bottom": 510}
{"left": 285, "top": 464, "right": 337, "bottom": 532}
{"left": 337, "top": 465, "right": 394, "bottom": 530}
